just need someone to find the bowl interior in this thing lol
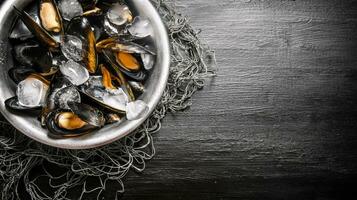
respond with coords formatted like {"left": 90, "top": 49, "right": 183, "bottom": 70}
{"left": 0, "top": 0, "right": 170, "bottom": 149}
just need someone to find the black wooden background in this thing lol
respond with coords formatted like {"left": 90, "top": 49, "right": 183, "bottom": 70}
{"left": 2, "top": 0, "right": 357, "bottom": 199}
{"left": 121, "top": 0, "right": 357, "bottom": 199}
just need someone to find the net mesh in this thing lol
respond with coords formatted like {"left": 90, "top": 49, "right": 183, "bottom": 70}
{"left": 0, "top": 0, "right": 216, "bottom": 199}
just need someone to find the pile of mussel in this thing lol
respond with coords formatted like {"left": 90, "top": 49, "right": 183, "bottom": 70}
{"left": 5, "top": 0, "right": 156, "bottom": 138}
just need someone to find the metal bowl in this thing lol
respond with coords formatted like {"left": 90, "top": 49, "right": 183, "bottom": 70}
{"left": 0, "top": 0, "right": 170, "bottom": 149}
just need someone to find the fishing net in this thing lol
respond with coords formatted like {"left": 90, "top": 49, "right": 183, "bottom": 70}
{"left": 0, "top": 0, "right": 216, "bottom": 199}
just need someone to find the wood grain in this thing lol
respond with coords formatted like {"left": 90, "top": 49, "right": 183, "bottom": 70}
{"left": 120, "top": 0, "right": 357, "bottom": 199}
{"left": 2, "top": 0, "right": 357, "bottom": 199}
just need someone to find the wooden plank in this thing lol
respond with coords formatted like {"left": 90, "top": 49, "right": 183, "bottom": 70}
{"left": 1, "top": 0, "right": 357, "bottom": 199}
{"left": 120, "top": 0, "right": 357, "bottom": 199}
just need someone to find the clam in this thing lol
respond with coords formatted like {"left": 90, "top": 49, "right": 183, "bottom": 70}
{"left": 39, "top": 0, "right": 63, "bottom": 33}
{"left": 13, "top": 6, "right": 59, "bottom": 50}
{"left": 66, "top": 16, "right": 97, "bottom": 73}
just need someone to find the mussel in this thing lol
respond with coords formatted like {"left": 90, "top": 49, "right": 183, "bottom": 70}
{"left": 82, "top": 7, "right": 102, "bottom": 17}
{"left": 6, "top": 0, "right": 155, "bottom": 138}
{"left": 39, "top": 0, "right": 63, "bottom": 34}
{"left": 100, "top": 64, "right": 115, "bottom": 90}
{"left": 53, "top": 86, "right": 81, "bottom": 110}
{"left": 9, "top": 5, "right": 39, "bottom": 41}
{"left": 105, "top": 113, "right": 121, "bottom": 124}
{"left": 46, "top": 76, "right": 73, "bottom": 111}
{"left": 128, "top": 81, "right": 145, "bottom": 94}
{"left": 5, "top": 96, "right": 42, "bottom": 113}
{"left": 13, "top": 41, "right": 53, "bottom": 73}
{"left": 13, "top": 6, "right": 59, "bottom": 50}
{"left": 102, "top": 49, "right": 147, "bottom": 82}
{"left": 66, "top": 16, "right": 97, "bottom": 73}
{"left": 96, "top": 39, "right": 156, "bottom": 55}
{"left": 8, "top": 67, "right": 36, "bottom": 84}
{"left": 46, "top": 101, "right": 105, "bottom": 137}
{"left": 78, "top": 0, "right": 98, "bottom": 11}
{"left": 68, "top": 101, "right": 105, "bottom": 127}
{"left": 80, "top": 86, "right": 127, "bottom": 114}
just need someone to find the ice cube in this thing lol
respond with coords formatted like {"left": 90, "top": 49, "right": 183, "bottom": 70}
{"left": 60, "top": 60, "right": 89, "bottom": 85}
{"left": 141, "top": 53, "right": 155, "bottom": 70}
{"left": 107, "top": 4, "right": 132, "bottom": 26}
{"left": 54, "top": 86, "right": 81, "bottom": 109}
{"left": 16, "top": 77, "right": 49, "bottom": 108}
{"left": 58, "top": 0, "right": 83, "bottom": 21}
{"left": 103, "top": 17, "right": 122, "bottom": 36}
{"left": 85, "top": 87, "right": 106, "bottom": 100}
{"left": 127, "top": 16, "right": 153, "bottom": 38}
{"left": 126, "top": 100, "right": 149, "bottom": 120}
{"left": 103, "top": 88, "right": 128, "bottom": 111}
{"left": 86, "top": 76, "right": 104, "bottom": 88}
{"left": 61, "top": 34, "right": 83, "bottom": 62}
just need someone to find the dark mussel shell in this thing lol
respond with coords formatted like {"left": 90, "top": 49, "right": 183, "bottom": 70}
{"left": 104, "top": 113, "right": 121, "bottom": 124}
{"left": 46, "top": 76, "right": 73, "bottom": 110}
{"left": 128, "top": 81, "right": 145, "bottom": 94}
{"left": 9, "top": 5, "right": 39, "bottom": 41}
{"left": 8, "top": 67, "right": 36, "bottom": 84}
{"left": 67, "top": 101, "right": 105, "bottom": 127}
{"left": 66, "top": 16, "right": 98, "bottom": 73}
{"left": 46, "top": 109, "right": 93, "bottom": 138}
{"left": 79, "top": 88, "right": 126, "bottom": 115}
{"left": 102, "top": 49, "right": 147, "bottom": 82}
{"left": 5, "top": 96, "right": 42, "bottom": 113}
{"left": 79, "top": 0, "right": 98, "bottom": 11}
{"left": 13, "top": 41, "right": 53, "bottom": 73}
{"left": 97, "top": 39, "right": 156, "bottom": 55}
{"left": 13, "top": 6, "right": 59, "bottom": 50}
